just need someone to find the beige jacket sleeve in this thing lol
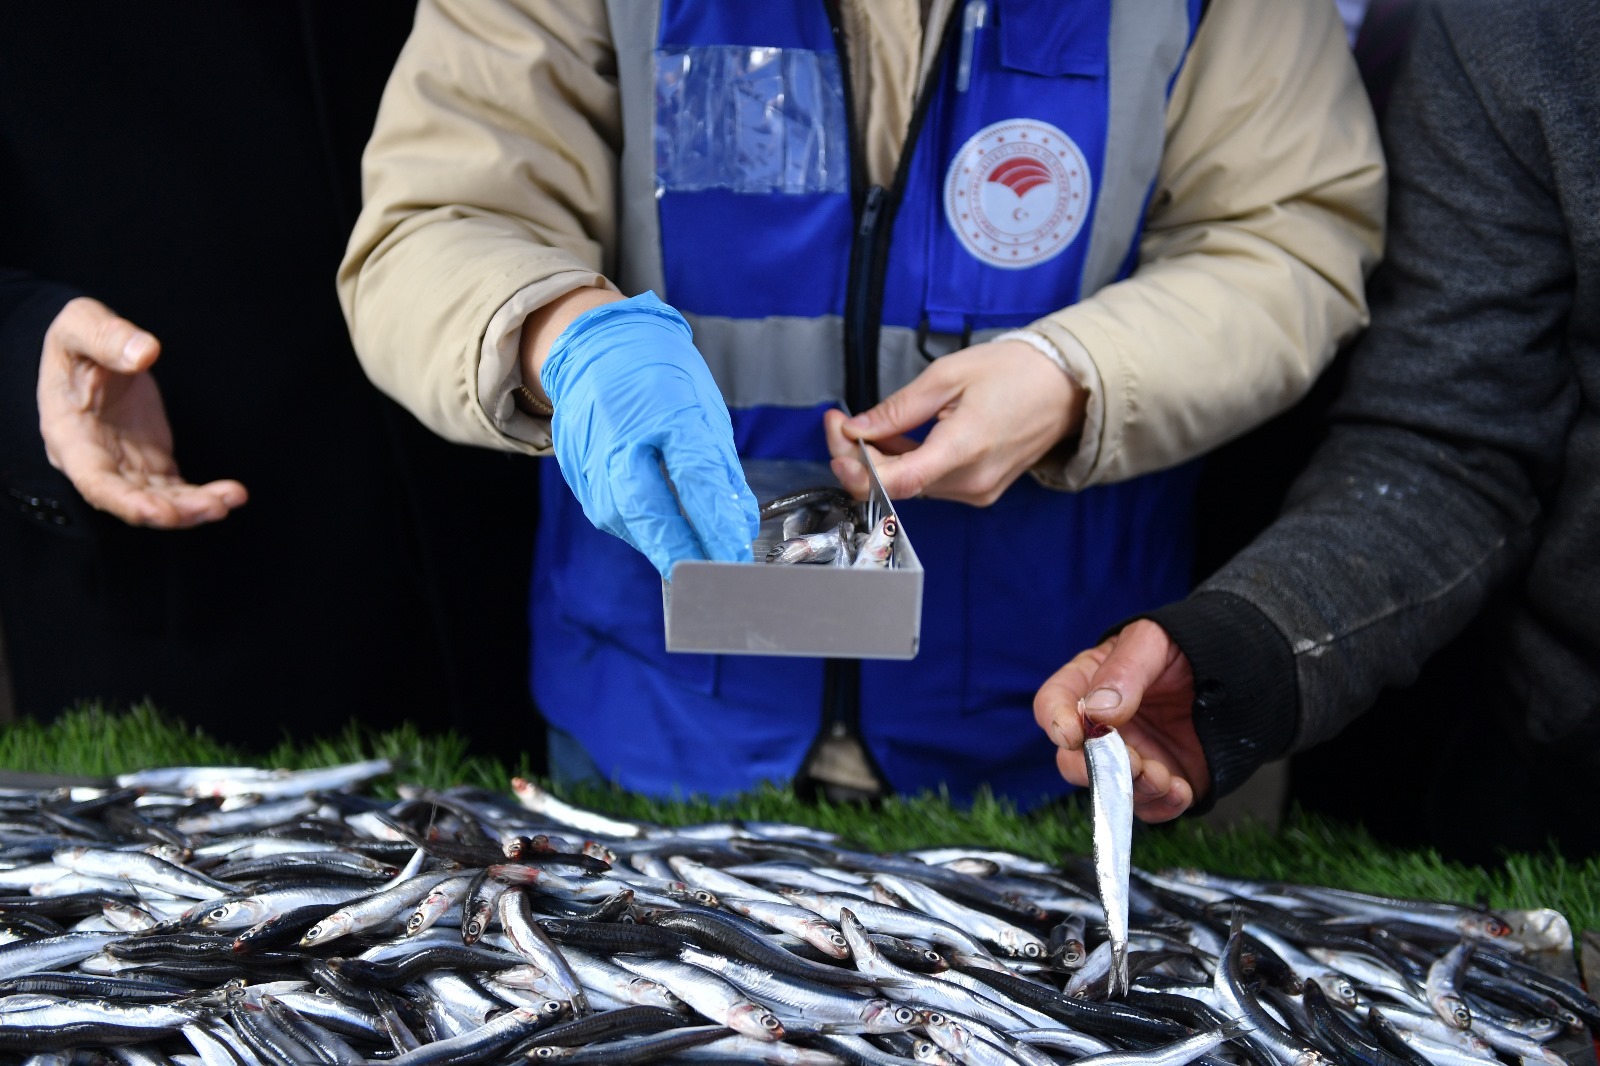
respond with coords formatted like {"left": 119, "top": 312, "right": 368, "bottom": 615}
{"left": 337, "top": 0, "right": 617, "bottom": 454}
{"left": 1028, "top": 0, "right": 1386, "bottom": 490}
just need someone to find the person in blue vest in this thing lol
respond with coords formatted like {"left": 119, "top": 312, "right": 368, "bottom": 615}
{"left": 340, "top": 0, "right": 1385, "bottom": 806}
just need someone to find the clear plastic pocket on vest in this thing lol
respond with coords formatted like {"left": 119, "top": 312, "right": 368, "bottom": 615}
{"left": 663, "top": 454, "right": 923, "bottom": 659}
{"left": 653, "top": 45, "right": 849, "bottom": 196}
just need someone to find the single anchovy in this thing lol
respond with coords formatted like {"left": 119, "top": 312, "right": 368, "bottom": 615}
{"left": 1214, "top": 918, "right": 1332, "bottom": 1066}
{"left": 183, "top": 759, "right": 394, "bottom": 801}
{"left": 173, "top": 798, "right": 320, "bottom": 836}
{"left": 723, "top": 864, "right": 874, "bottom": 898}
{"left": 417, "top": 970, "right": 514, "bottom": 1030}
{"left": 668, "top": 857, "right": 793, "bottom": 907}
{"left": 1300, "top": 982, "right": 1411, "bottom": 1066}
{"left": 510, "top": 778, "right": 647, "bottom": 839}
{"left": 552, "top": 946, "right": 691, "bottom": 1012}
{"left": 0, "top": 931, "right": 125, "bottom": 978}
{"left": 115, "top": 766, "right": 278, "bottom": 793}
{"left": 904, "top": 848, "right": 1058, "bottom": 876}
{"left": 298, "top": 868, "right": 456, "bottom": 947}
{"left": 270, "top": 989, "right": 390, "bottom": 1042}
{"left": 1059, "top": 1021, "right": 1252, "bottom": 1066}
{"left": 1424, "top": 942, "right": 1473, "bottom": 1030}
{"left": 646, "top": 907, "right": 868, "bottom": 989}
{"left": 386, "top": 1003, "right": 564, "bottom": 1066}
{"left": 720, "top": 895, "right": 853, "bottom": 959}
{"left": 868, "top": 874, "right": 1043, "bottom": 959}
{"left": 759, "top": 487, "right": 854, "bottom": 522}
{"left": 836, "top": 909, "right": 1029, "bottom": 1032}
{"left": 1283, "top": 885, "right": 1515, "bottom": 944}
{"left": 498, "top": 887, "right": 590, "bottom": 1013}
{"left": 1081, "top": 715, "right": 1133, "bottom": 997}
{"left": 527, "top": 1023, "right": 737, "bottom": 1066}
{"left": 919, "top": 1012, "right": 1044, "bottom": 1066}
{"left": 851, "top": 516, "right": 897, "bottom": 568}
{"left": 678, "top": 944, "right": 913, "bottom": 1034}
{"left": 611, "top": 956, "right": 786, "bottom": 1041}
{"left": 518, "top": 1005, "right": 688, "bottom": 1049}
{"left": 766, "top": 528, "right": 846, "bottom": 565}
{"left": 831, "top": 522, "right": 859, "bottom": 567}
{"left": 681, "top": 1033, "right": 852, "bottom": 1066}
{"left": 1305, "top": 948, "right": 1428, "bottom": 1013}
{"left": 259, "top": 993, "right": 367, "bottom": 1065}
{"left": 196, "top": 884, "right": 368, "bottom": 931}
{"left": 0, "top": 997, "right": 204, "bottom": 1052}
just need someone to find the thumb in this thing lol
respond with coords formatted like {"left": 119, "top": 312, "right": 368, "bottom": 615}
{"left": 51, "top": 297, "right": 160, "bottom": 373}
{"left": 843, "top": 371, "right": 959, "bottom": 442}
{"left": 1078, "top": 619, "right": 1182, "bottom": 728}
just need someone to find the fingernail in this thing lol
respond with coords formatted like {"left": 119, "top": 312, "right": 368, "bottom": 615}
{"left": 1082, "top": 687, "right": 1121, "bottom": 717}
{"left": 1046, "top": 717, "right": 1067, "bottom": 747}
{"left": 122, "top": 332, "right": 154, "bottom": 368}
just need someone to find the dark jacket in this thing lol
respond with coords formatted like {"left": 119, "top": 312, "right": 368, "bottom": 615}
{"left": 0, "top": 4, "right": 540, "bottom": 750}
{"left": 1153, "top": 0, "right": 1599, "bottom": 854}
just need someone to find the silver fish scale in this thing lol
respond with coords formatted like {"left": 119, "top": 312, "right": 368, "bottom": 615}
{"left": 0, "top": 760, "right": 1583, "bottom": 1066}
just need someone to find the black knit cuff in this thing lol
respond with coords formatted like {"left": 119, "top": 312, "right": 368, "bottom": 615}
{"left": 1144, "top": 590, "right": 1299, "bottom": 813}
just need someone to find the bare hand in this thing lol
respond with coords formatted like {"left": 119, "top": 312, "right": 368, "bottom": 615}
{"left": 823, "top": 340, "right": 1085, "bottom": 504}
{"left": 1033, "top": 620, "right": 1209, "bottom": 822}
{"left": 37, "top": 297, "right": 247, "bottom": 528}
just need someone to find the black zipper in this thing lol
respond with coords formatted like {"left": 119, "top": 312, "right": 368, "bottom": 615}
{"left": 830, "top": 3, "right": 965, "bottom": 413}
{"left": 806, "top": 1, "right": 967, "bottom": 796}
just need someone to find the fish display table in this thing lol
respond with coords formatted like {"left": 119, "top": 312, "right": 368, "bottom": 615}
{"left": 0, "top": 757, "right": 1592, "bottom": 1065}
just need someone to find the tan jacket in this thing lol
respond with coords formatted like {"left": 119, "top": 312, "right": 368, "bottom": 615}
{"left": 339, "top": 0, "right": 1384, "bottom": 489}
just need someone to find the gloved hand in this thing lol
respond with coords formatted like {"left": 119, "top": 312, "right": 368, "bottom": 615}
{"left": 541, "top": 292, "right": 759, "bottom": 580}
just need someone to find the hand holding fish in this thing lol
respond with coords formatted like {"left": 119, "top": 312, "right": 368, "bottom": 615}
{"left": 823, "top": 339, "right": 1084, "bottom": 504}
{"left": 1033, "top": 619, "right": 1208, "bottom": 822}
{"left": 36, "top": 297, "right": 248, "bottom": 528}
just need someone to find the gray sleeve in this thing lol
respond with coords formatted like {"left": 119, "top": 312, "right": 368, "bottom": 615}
{"left": 1195, "top": 2, "right": 1577, "bottom": 761}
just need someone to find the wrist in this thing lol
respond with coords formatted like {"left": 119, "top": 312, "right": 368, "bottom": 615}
{"left": 517, "top": 286, "right": 625, "bottom": 407}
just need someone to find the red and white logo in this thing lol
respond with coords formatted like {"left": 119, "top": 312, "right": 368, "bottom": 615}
{"left": 944, "top": 119, "right": 1091, "bottom": 270}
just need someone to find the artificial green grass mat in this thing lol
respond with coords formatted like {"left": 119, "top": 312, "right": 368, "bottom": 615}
{"left": 5, "top": 705, "right": 1596, "bottom": 936}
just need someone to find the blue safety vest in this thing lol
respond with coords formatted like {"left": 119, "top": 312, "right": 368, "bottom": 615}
{"left": 532, "top": 0, "right": 1205, "bottom": 807}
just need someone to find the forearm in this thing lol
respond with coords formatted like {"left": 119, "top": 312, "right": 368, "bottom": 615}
{"left": 1032, "top": 0, "right": 1384, "bottom": 490}
{"left": 336, "top": 0, "right": 621, "bottom": 454}
{"left": 1200, "top": 424, "right": 1539, "bottom": 759}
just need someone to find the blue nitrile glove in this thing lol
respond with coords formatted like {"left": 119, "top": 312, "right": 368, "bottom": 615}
{"left": 541, "top": 292, "right": 760, "bottom": 580}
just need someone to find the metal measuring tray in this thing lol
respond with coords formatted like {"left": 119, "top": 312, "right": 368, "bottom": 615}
{"left": 663, "top": 450, "right": 923, "bottom": 659}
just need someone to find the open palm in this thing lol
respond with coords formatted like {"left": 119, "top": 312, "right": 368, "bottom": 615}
{"left": 38, "top": 297, "right": 246, "bottom": 528}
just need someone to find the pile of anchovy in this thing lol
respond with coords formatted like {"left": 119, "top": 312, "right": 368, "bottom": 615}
{"left": 0, "top": 759, "right": 1592, "bottom": 1066}
{"left": 759, "top": 488, "right": 898, "bottom": 568}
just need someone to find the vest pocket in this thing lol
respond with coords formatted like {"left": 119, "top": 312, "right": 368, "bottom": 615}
{"left": 996, "top": 0, "right": 1110, "bottom": 78}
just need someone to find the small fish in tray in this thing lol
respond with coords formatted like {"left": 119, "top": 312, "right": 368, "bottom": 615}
{"left": 761, "top": 487, "right": 898, "bottom": 570}
{"left": 0, "top": 764, "right": 1590, "bottom": 1065}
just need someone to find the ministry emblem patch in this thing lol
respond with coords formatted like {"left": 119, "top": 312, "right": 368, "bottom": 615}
{"left": 944, "top": 118, "right": 1091, "bottom": 270}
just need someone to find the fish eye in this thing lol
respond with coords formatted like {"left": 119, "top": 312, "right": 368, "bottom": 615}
{"left": 534, "top": 1048, "right": 559, "bottom": 1058}
{"left": 895, "top": 1007, "right": 918, "bottom": 1024}
{"left": 925, "top": 1012, "right": 947, "bottom": 1026}
{"left": 1022, "top": 943, "right": 1042, "bottom": 958}
{"left": 543, "top": 1001, "right": 564, "bottom": 1015}
{"left": 305, "top": 924, "right": 324, "bottom": 939}
{"left": 1454, "top": 1007, "right": 1471, "bottom": 1025}
{"left": 762, "top": 1014, "right": 782, "bottom": 1031}
{"left": 209, "top": 907, "right": 229, "bottom": 921}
